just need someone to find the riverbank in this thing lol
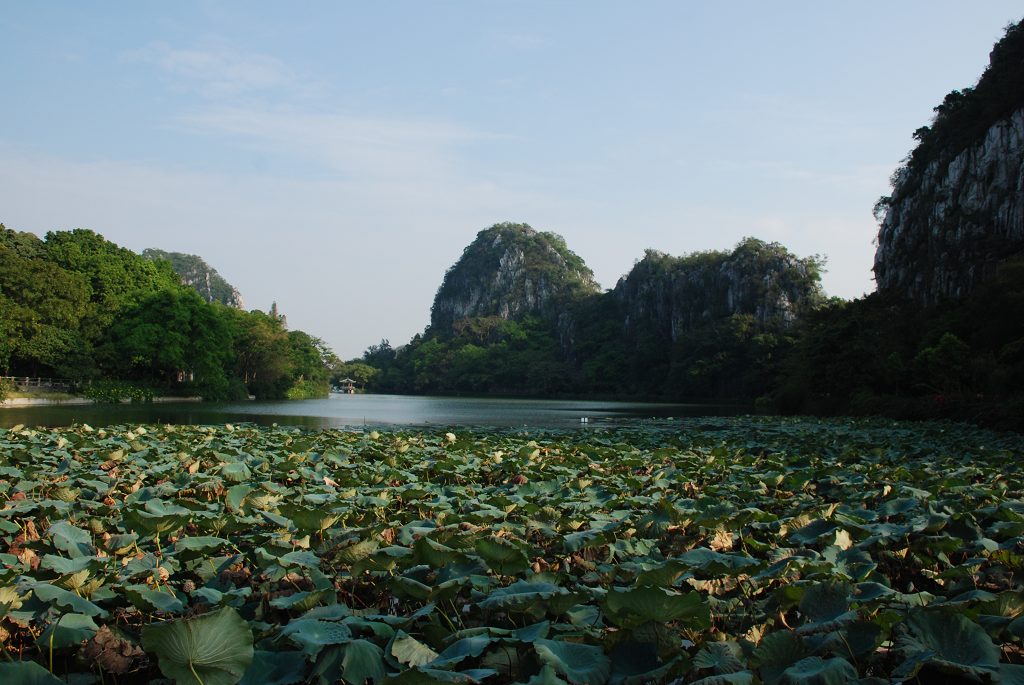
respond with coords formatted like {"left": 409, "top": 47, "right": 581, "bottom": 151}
{"left": 0, "top": 395, "right": 203, "bottom": 408}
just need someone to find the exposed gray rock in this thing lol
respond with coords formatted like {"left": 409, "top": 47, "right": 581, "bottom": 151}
{"left": 874, "top": 108, "right": 1024, "bottom": 304}
{"left": 430, "top": 223, "right": 599, "bottom": 332}
{"left": 141, "top": 248, "right": 245, "bottom": 309}
{"left": 614, "top": 238, "right": 824, "bottom": 342}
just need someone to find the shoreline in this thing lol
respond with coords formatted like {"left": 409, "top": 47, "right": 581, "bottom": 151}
{"left": 0, "top": 396, "right": 203, "bottom": 408}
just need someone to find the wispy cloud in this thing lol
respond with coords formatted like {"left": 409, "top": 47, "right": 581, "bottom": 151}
{"left": 178, "top": 105, "right": 511, "bottom": 180}
{"left": 126, "top": 43, "right": 305, "bottom": 97}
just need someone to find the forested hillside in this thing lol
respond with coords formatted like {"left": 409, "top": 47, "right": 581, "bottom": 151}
{"left": 0, "top": 226, "right": 334, "bottom": 400}
{"left": 141, "top": 248, "right": 245, "bottom": 308}
{"left": 776, "top": 19, "right": 1024, "bottom": 429}
{"left": 364, "top": 226, "right": 824, "bottom": 400}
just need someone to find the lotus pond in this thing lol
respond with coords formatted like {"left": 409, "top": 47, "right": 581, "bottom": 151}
{"left": 1, "top": 417, "right": 1024, "bottom": 684}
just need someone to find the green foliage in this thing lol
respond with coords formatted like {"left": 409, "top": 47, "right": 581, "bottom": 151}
{"left": 774, "top": 256, "right": 1024, "bottom": 429}
{"left": 0, "top": 224, "right": 335, "bottom": 401}
{"left": 286, "top": 378, "right": 329, "bottom": 400}
{"left": 372, "top": 236, "right": 823, "bottom": 402}
{"left": 98, "top": 288, "right": 233, "bottom": 392}
{"left": 888, "top": 20, "right": 1024, "bottom": 205}
{"left": 0, "top": 377, "right": 11, "bottom": 403}
{"left": 141, "top": 607, "right": 254, "bottom": 685}
{"left": 0, "top": 418, "right": 1021, "bottom": 682}
{"left": 82, "top": 380, "right": 154, "bottom": 403}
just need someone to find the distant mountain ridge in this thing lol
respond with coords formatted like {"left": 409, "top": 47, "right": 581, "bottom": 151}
{"left": 141, "top": 248, "right": 244, "bottom": 309}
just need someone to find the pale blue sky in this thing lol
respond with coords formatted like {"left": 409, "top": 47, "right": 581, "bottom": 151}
{"left": 2, "top": 3, "right": 1020, "bottom": 358}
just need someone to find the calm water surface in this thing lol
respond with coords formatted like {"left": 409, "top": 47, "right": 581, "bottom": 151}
{"left": 0, "top": 394, "right": 745, "bottom": 430}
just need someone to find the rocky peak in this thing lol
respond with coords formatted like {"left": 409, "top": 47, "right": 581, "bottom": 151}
{"left": 429, "top": 223, "right": 599, "bottom": 333}
{"left": 141, "top": 248, "right": 245, "bottom": 309}
{"left": 874, "top": 19, "right": 1024, "bottom": 305}
{"left": 614, "top": 238, "right": 825, "bottom": 341}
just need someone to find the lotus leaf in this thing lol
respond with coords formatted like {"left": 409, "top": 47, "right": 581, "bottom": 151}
{"left": 141, "top": 606, "right": 254, "bottom": 685}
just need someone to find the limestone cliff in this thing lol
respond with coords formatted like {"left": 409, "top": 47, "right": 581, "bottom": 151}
{"left": 429, "top": 223, "right": 599, "bottom": 332}
{"left": 614, "top": 238, "right": 825, "bottom": 341}
{"left": 874, "top": 20, "right": 1024, "bottom": 304}
{"left": 141, "top": 249, "right": 245, "bottom": 309}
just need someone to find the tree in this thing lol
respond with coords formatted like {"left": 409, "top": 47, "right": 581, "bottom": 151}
{"left": 99, "top": 289, "right": 232, "bottom": 396}
{"left": 225, "top": 309, "right": 292, "bottom": 399}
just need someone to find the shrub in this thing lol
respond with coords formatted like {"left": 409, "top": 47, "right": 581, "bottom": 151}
{"left": 83, "top": 381, "right": 154, "bottom": 404}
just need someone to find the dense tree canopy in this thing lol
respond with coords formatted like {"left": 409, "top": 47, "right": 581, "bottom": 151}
{"left": 0, "top": 225, "right": 333, "bottom": 401}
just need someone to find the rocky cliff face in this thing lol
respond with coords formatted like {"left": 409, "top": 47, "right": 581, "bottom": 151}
{"left": 430, "top": 223, "right": 599, "bottom": 332}
{"left": 874, "top": 20, "right": 1024, "bottom": 305}
{"left": 614, "top": 238, "right": 824, "bottom": 341}
{"left": 874, "top": 109, "right": 1024, "bottom": 304}
{"left": 141, "top": 249, "right": 245, "bottom": 309}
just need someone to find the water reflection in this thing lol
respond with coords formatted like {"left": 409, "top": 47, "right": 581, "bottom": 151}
{"left": 0, "top": 393, "right": 746, "bottom": 429}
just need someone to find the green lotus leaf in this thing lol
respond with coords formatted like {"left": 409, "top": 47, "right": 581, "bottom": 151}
{"left": 384, "top": 667, "right": 498, "bottom": 683}
{"left": 779, "top": 657, "right": 857, "bottom": 685}
{"left": 414, "top": 536, "right": 470, "bottom": 567}
{"left": 0, "top": 661, "right": 67, "bottom": 685}
{"left": 634, "top": 559, "right": 689, "bottom": 587}
{"left": 125, "top": 585, "right": 186, "bottom": 614}
{"left": 609, "top": 641, "right": 682, "bottom": 685}
{"left": 334, "top": 538, "right": 380, "bottom": 565}
{"left": 141, "top": 606, "right": 254, "bottom": 685}
{"left": 104, "top": 532, "right": 139, "bottom": 554}
{"left": 31, "top": 582, "right": 107, "bottom": 617}
{"left": 430, "top": 635, "right": 495, "bottom": 667}
{"left": 279, "top": 550, "right": 321, "bottom": 568}
{"left": 563, "top": 522, "right": 619, "bottom": 553}
{"left": 475, "top": 536, "right": 530, "bottom": 575}
{"left": 336, "top": 639, "right": 385, "bottom": 685}
{"left": 603, "top": 586, "right": 710, "bottom": 630}
{"left": 238, "top": 649, "right": 308, "bottom": 685}
{"left": 126, "top": 499, "right": 191, "bottom": 535}
{"left": 899, "top": 610, "right": 999, "bottom": 679}
{"left": 37, "top": 612, "right": 99, "bottom": 650}
{"left": 997, "top": 664, "right": 1024, "bottom": 685}
{"left": 40, "top": 554, "right": 96, "bottom": 575}
{"left": 48, "top": 521, "right": 95, "bottom": 558}
{"left": 392, "top": 576, "right": 433, "bottom": 601}
{"left": 694, "top": 641, "right": 746, "bottom": 674}
{"left": 279, "top": 618, "right": 353, "bottom": 656}
{"left": 517, "top": 664, "right": 570, "bottom": 685}
{"left": 173, "top": 536, "right": 232, "bottom": 554}
{"left": 752, "top": 631, "right": 807, "bottom": 685}
{"left": 788, "top": 519, "right": 838, "bottom": 546}
{"left": 224, "top": 483, "right": 255, "bottom": 513}
{"left": 797, "top": 582, "right": 855, "bottom": 633}
{"left": 219, "top": 461, "right": 252, "bottom": 483}
{"left": 688, "top": 673, "right": 754, "bottom": 685}
{"left": 677, "top": 548, "right": 761, "bottom": 576}
{"left": 278, "top": 504, "right": 341, "bottom": 532}
{"left": 269, "top": 589, "right": 334, "bottom": 611}
{"left": 534, "top": 638, "right": 610, "bottom": 685}
{"left": 478, "top": 581, "right": 567, "bottom": 610}
{"left": 877, "top": 497, "right": 919, "bottom": 517}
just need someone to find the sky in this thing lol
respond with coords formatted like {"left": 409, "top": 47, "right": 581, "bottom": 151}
{"left": 1, "top": 3, "right": 1021, "bottom": 359}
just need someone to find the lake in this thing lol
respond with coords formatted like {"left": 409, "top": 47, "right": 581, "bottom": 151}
{"left": 0, "top": 393, "right": 746, "bottom": 429}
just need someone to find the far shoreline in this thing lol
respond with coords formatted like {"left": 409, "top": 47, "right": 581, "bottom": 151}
{"left": 0, "top": 396, "right": 203, "bottom": 408}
